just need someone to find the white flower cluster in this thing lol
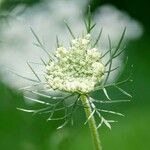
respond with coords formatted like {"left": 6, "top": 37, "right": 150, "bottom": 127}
{"left": 45, "top": 34, "right": 105, "bottom": 93}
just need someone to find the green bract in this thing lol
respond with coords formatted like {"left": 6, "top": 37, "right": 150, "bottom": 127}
{"left": 45, "top": 34, "right": 105, "bottom": 93}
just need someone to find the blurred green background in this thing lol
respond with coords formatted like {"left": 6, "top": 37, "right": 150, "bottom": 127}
{"left": 0, "top": 0, "right": 149, "bottom": 150}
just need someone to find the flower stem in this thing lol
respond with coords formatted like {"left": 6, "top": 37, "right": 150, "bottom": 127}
{"left": 81, "top": 95, "right": 102, "bottom": 150}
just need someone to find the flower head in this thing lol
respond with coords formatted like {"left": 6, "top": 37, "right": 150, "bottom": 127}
{"left": 17, "top": 8, "right": 131, "bottom": 133}
{"left": 45, "top": 34, "right": 105, "bottom": 93}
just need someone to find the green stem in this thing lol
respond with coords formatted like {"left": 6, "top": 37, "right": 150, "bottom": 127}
{"left": 81, "top": 95, "right": 102, "bottom": 150}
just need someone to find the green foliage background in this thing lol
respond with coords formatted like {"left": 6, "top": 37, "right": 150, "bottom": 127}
{"left": 0, "top": 0, "right": 149, "bottom": 150}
